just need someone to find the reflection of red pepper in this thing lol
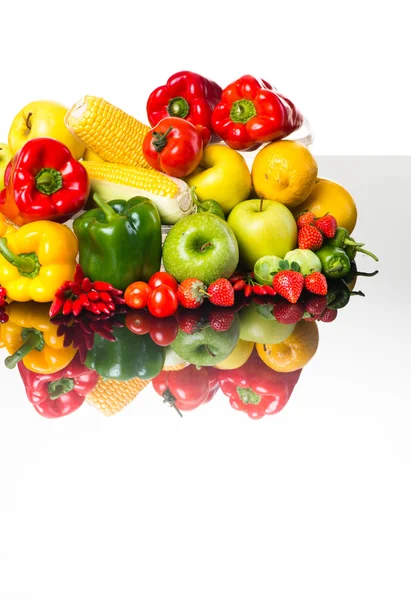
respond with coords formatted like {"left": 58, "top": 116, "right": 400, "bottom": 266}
{"left": 219, "top": 355, "right": 301, "bottom": 419}
{"left": 0, "top": 138, "right": 89, "bottom": 226}
{"left": 146, "top": 71, "right": 222, "bottom": 146}
{"left": 152, "top": 365, "right": 218, "bottom": 415}
{"left": 18, "top": 355, "right": 99, "bottom": 418}
{"left": 211, "top": 75, "right": 303, "bottom": 150}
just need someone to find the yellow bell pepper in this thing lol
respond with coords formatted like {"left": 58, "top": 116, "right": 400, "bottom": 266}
{"left": 0, "top": 301, "right": 77, "bottom": 373}
{"left": 0, "top": 213, "right": 18, "bottom": 238}
{"left": 0, "top": 221, "right": 78, "bottom": 302}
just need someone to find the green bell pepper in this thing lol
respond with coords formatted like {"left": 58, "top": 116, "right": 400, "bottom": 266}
{"left": 85, "top": 321, "right": 165, "bottom": 381}
{"left": 190, "top": 186, "right": 225, "bottom": 220}
{"left": 315, "top": 245, "right": 351, "bottom": 279}
{"left": 73, "top": 194, "right": 162, "bottom": 290}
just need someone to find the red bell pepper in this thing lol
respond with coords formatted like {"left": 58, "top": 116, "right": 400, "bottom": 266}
{"left": 18, "top": 354, "right": 99, "bottom": 418}
{"left": 219, "top": 354, "right": 302, "bottom": 419}
{"left": 0, "top": 137, "right": 89, "bottom": 226}
{"left": 146, "top": 71, "right": 222, "bottom": 146}
{"left": 211, "top": 75, "right": 303, "bottom": 151}
{"left": 152, "top": 365, "right": 217, "bottom": 415}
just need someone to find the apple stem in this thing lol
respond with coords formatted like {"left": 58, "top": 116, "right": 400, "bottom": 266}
{"left": 205, "top": 345, "right": 216, "bottom": 358}
{"left": 259, "top": 198, "right": 264, "bottom": 212}
{"left": 199, "top": 242, "right": 212, "bottom": 252}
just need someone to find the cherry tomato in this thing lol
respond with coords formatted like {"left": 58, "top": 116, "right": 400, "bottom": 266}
{"left": 124, "top": 281, "right": 151, "bottom": 309}
{"left": 125, "top": 310, "right": 154, "bottom": 335}
{"left": 149, "top": 317, "right": 178, "bottom": 346}
{"left": 147, "top": 284, "right": 178, "bottom": 318}
{"left": 152, "top": 371, "right": 169, "bottom": 396}
{"left": 142, "top": 117, "right": 203, "bottom": 178}
{"left": 148, "top": 272, "right": 178, "bottom": 293}
{"left": 167, "top": 365, "right": 210, "bottom": 411}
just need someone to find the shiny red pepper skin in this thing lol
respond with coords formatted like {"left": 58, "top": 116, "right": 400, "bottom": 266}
{"left": 0, "top": 137, "right": 89, "bottom": 226}
{"left": 218, "top": 354, "right": 302, "bottom": 419}
{"left": 146, "top": 71, "right": 222, "bottom": 146}
{"left": 211, "top": 75, "right": 303, "bottom": 151}
{"left": 18, "top": 355, "right": 99, "bottom": 418}
{"left": 152, "top": 365, "right": 218, "bottom": 412}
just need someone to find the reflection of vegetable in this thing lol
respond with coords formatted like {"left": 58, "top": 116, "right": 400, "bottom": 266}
{"left": 85, "top": 322, "right": 165, "bottom": 382}
{"left": 219, "top": 354, "right": 301, "bottom": 419}
{"left": 211, "top": 75, "right": 303, "bottom": 150}
{"left": 0, "top": 137, "right": 89, "bottom": 226}
{"left": 146, "top": 71, "right": 222, "bottom": 145}
{"left": 18, "top": 355, "right": 98, "bottom": 418}
{"left": 326, "top": 279, "right": 365, "bottom": 309}
{"left": 74, "top": 194, "right": 161, "bottom": 290}
{"left": 86, "top": 376, "right": 152, "bottom": 416}
{"left": 1, "top": 302, "right": 77, "bottom": 373}
{"left": 315, "top": 245, "right": 351, "bottom": 279}
{"left": 0, "top": 221, "right": 78, "bottom": 302}
{"left": 152, "top": 365, "right": 217, "bottom": 414}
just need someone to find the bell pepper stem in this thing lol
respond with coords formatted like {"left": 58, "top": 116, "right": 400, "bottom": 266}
{"left": 5, "top": 331, "right": 43, "bottom": 370}
{"left": 230, "top": 99, "right": 257, "bottom": 124}
{"left": 35, "top": 168, "right": 63, "bottom": 195}
{"left": 48, "top": 377, "right": 75, "bottom": 400}
{"left": 0, "top": 237, "right": 36, "bottom": 274}
{"left": 167, "top": 97, "right": 190, "bottom": 119}
{"left": 93, "top": 194, "right": 118, "bottom": 222}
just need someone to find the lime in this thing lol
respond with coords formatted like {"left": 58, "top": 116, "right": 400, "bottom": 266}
{"left": 254, "top": 255, "right": 282, "bottom": 286}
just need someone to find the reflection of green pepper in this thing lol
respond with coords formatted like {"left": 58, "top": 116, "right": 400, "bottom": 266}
{"left": 73, "top": 194, "right": 162, "bottom": 290}
{"left": 190, "top": 187, "right": 225, "bottom": 220}
{"left": 316, "top": 245, "right": 351, "bottom": 279}
{"left": 326, "top": 279, "right": 365, "bottom": 309}
{"left": 343, "top": 261, "right": 379, "bottom": 284}
{"left": 328, "top": 227, "right": 378, "bottom": 261}
{"left": 85, "top": 322, "right": 165, "bottom": 381}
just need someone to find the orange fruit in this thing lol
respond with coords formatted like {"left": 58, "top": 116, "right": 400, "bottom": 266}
{"left": 256, "top": 320, "right": 319, "bottom": 372}
{"left": 251, "top": 140, "right": 318, "bottom": 208}
{"left": 292, "top": 177, "right": 357, "bottom": 235}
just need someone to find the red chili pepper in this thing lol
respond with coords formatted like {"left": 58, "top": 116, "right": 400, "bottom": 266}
{"left": 72, "top": 298, "right": 83, "bottom": 316}
{"left": 49, "top": 297, "right": 65, "bottom": 318}
{"left": 245, "top": 284, "right": 253, "bottom": 297}
{"left": 146, "top": 71, "right": 222, "bottom": 145}
{"left": 63, "top": 298, "right": 73, "bottom": 315}
{"left": 81, "top": 278, "right": 93, "bottom": 293}
{"left": 263, "top": 285, "right": 276, "bottom": 295}
{"left": 218, "top": 355, "right": 301, "bottom": 419}
{"left": 253, "top": 284, "right": 267, "bottom": 295}
{"left": 18, "top": 355, "right": 98, "bottom": 419}
{"left": 233, "top": 279, "right": 246, "bottom": 291}
{"left": 0, "top": 138, "right": 89, "bottom": 226}
{"left": 87, "top": 291, "right": 100, "bottom": 302}
{"left": 211, "top": 75, "right": 303, "bottom": 151}
{"left": 93, "top": 281, "right": 114, "bottom": 292}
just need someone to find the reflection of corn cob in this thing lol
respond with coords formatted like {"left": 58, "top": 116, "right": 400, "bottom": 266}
{"left": 65, "top": 96, "right": 150, "bottom": 168}
{"left": 87, "top": 377, "right": 151, "bottom": 416}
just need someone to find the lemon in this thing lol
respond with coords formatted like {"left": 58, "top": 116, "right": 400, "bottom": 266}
{"left": 292, "top": 177, "right": 358, "bottom": 235}
{"left": 256, "top": 320, "right": 319, "bottom": 372}
{"left": 251, "top": 141, "right": 318, "bottom": 208}
{"left": 215, "top": 339, "right": 254, "bottom": 370}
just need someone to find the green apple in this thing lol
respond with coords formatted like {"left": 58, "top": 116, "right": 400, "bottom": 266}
{"left": 185, "top": 144, "right": 252, "bottom": 214}
{"left": 162, "top": 212, "right": 239, "bottom": 285}
{"left": 227, "top": 199, "right": 297, "bottom": 270}
{"left": 8, "top": 100, "right": 85, "bottom": 160}
{"left": 171, "top": 314, "right": 240, "bottom": 366}
{"left": 0, "top": 143, "right": 12, "bottom": 191}
{"left": 239, "top": 303, "right": 295, "bottom": 344}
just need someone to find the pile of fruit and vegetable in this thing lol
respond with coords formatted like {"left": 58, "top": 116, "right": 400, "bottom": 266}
{"left": 0, "top": 71, "right": 378, "bottom": 420}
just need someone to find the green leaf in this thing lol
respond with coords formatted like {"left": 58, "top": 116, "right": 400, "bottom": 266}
{"left": 278, "top": 260, "right": 289, "bottom": 271}
{"left": 291, "top": 261, "right": 301, "bottom": 272}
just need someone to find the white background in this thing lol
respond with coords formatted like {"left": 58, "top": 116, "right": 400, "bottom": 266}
{"left": 1, "top": 2, "right": 411, "bottom": 600}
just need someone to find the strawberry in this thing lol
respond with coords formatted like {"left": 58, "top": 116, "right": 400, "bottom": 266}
{"left": 298, "top": 225, "right": 323, "bottom": 251}
{"left": 272, "top": 271, "right": 304, "bottom": 304}
{"left": 303, "top": 294, "right": 328, "bottom": 316}
{"left": 273, "top": 299, "right": 305, "bottom": 324}
{"left": 208, "top": 307, "right": 235, "bottom": 332}
{"left": 177, "top": 278, "right": 206, "bottom": 309}
{"left": 207, "top": 278, "right": 235, "bottom": 307}
{"left": 316, "top": 214, "right": 337, "bottom": 238}
{"left": 304, "top": 272, "right": 328, "bottom": 296}
{"left": 320, "top": 308, "right": 338, "bottom": 323}
{"left": 296, "top": 210, "right": 316, "bottom": 229}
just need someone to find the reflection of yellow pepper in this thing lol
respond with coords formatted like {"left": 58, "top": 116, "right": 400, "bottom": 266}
{"left": 0, "top": 301, "right": 77, "bottom": 373}
{"left": 0, "top": 213, "right": 18, "bottom": 237}
{"left": 0, "top": 221, "right": 78, "bottom": 302}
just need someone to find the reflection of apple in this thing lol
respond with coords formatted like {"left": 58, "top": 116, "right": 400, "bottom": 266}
{"left": 162, "top": 212, "right": 239, "bottom": 285}
{"left": 215, "top": 338, "right": 254, "bottom": 370}
{"left": 185, "top": 145, "right": 252, "bottom": 214}
{"left": 0, "top": 143, "right": 12, "bottom": 191}
{"left": 171, "top": 314, "right": 240, "bottom": 366}
{"left": 239, "top": 303, "right": 295, "bottom": 344}
{"left": 227, "top": 199, "right": 297, "bottom": 270}
{"left": 8, "top": 101, "right": 85, "bottom": 160}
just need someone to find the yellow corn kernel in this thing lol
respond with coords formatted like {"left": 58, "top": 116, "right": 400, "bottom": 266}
{"left": 65, "top": 96, "right": 150, "bottom": 168}
{"left": 87, "top": 377, "right": 151, "bottom": 416}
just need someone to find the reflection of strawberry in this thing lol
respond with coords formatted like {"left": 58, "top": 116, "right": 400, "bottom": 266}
{"left": 316, "top": 214, "right": 337, "bottom": 238}
{"left": 208, "top": 307, "right": 235, "bottom": 332}
{"left": 296, "top": 210, "right": 316, "bottom": 229}
{"left": 177, "top": 278, "right": 206, "bottom": 309}
{"left": 298, "top": 225, "right": 323, "bottom": 251}
{"left": 320, "top": 308, "right": 338, "bottom": 323}
{"left": 273, "top": 299, "right": 305, "bottom": 324}
{"left": 304, "top": 272, "right": 328, "bottom": 296}
{"left": 303, "top": 294, "right": 328, "bottom": 316}
{"left": 176, "top": 309, "right": 206, "bottom": 334}
{"left": 207, "top": 279, "right": 234, "bottom": 307}
{"left": 272, "top": 271, "right": 304, "bottom": 304}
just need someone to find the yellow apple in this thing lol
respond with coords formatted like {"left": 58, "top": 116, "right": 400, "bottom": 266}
{"left": 215, "top": 339, "right": 254, "bottom": 370}
{"left": 8, "top": 100, "right": 85, "bottom": 160}
{"left": 0, "top": 142, "right": 12, "bottom": 191}
{"left": 185, "top": 144, "right": 251, "bottom": 214}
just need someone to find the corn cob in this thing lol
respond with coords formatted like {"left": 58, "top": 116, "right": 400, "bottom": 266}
{"left": 83, "top": 160, "right": 195, "bottom": 225}
{"left": 87, "top": 376, "right": 151, "bottom": 416}
{"left": 65, "top": 96, "right": 150, "bottom": 168}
